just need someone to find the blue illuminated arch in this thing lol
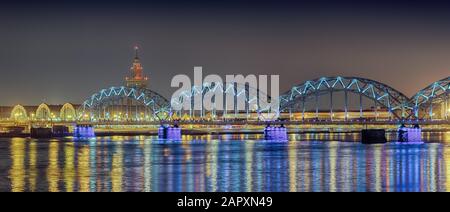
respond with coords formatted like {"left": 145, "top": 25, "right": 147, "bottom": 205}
{"left": 280, "top": 76, "right": 412, "bottom": 119}
{"left": 170, "top": 82, "right": 277, "bottom": 120}
{"left": 410, "top": 77, "right": 449, "bottom": 119}
{"left": 79, "top": 86, "right": 171, "bottom": 120}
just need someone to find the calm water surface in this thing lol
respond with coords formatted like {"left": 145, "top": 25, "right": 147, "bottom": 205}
{"left": 1, "top": 132, "right": 450, "bottom": 192}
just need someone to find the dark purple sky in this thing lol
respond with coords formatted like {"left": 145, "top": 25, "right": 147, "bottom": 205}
{"left": 0, "top": 0, "right": 449, "bottom": 105}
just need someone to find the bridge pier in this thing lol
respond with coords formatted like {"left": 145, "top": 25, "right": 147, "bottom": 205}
{"left": 30, "top": 127, "right": 52, "bottom": 138}
{"left": 74, "top": 124, "right": 95, "bottom": 138}
{"left": 264, "top": 122, "right": 288, "bottom": 140}
{"left": 398, "top": 124, "right": 422, "bottom": 142}
{"left": 158, "top": 125, "right": 182, "bottom": 139}
{"left": 361, "top": 129, "right": 387, "bottom": 144}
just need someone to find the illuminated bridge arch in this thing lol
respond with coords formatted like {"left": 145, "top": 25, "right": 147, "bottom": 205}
{"left": 171, "top": 82, "right": 276, "bottom": 120}
{"left": 79, "top": 86, "right": 171, "bottom": 122}
{"left": 411, "top": 77, "right": 449, "bottom": 120}
{"left": 36, "top": 103, "right": 52, "bottom": 121}
{"left": 280, "top": 76, "right": 411, "bottom": 120}
{"left": 60, "top": 103, "right": 77, "bottom": 121}
{"left": 10, "top": 105, "right": 28, "bottom": 121}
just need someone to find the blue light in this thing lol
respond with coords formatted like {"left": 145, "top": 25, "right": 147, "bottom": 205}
{"left": 264, "top": 124, "right": 288, "bottom": 141}
{"left": 74, "top": 125, "right": 96, "bottom": 138}
{"left": 158, "top": 125, "right": 182, "bottom": 140}
{"left": 398, "top": 124, "right": 422, "bottom": 143}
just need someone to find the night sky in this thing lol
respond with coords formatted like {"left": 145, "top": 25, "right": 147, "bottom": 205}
{"left": 1, "top": 0, "right": 450, "bottom": 105}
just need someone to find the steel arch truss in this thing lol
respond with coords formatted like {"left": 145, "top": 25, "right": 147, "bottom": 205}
{"left": 411, "top": 77, "right": 449, "bottom": 119}
{"left": 280, "top": 76, "right": 411, "bottom": 119}
{"left": 79, "top": 86, "right": 171, "bottom": 121}
{"left": 171, "top": 82, "right": 277, "bottom": 119}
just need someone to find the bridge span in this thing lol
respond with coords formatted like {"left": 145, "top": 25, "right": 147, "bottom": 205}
{"left": 1, "top": 76, "right": 448, "bottom": 126}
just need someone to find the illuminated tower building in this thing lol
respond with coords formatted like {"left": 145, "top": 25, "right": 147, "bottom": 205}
{"left": 125, "top": 46, "right": 148, "bottom": 89}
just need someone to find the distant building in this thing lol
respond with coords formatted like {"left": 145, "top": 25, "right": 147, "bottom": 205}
{"left": 125, "top": 46, "right": 148, "bottom": 89}
{"left": 0, "top": 103, "right": 80, "bottom": 122}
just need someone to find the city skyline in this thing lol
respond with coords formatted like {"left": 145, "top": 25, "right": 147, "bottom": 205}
{"left": 1, "top": 0, "right": 450, "bottom": 105}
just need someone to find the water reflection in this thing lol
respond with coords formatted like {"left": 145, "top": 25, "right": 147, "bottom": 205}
{"left": 29, "top": 141, "right": 37, "bottom": 192}
{"left": 64, "top": 142, "right": 75, "bottom": 192}
{"left": 1, "top": 132, "right": 450, "bottom": 192}
{"left": 9, "top": 138, "right": 25, "bottom": 192}
{"left": 47, "top": 141, "right": 59, "bottom": 192}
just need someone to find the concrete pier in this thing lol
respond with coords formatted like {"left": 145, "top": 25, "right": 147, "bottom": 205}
{"left": 30, "top": 127, "right": 52, "bottom": 138}
{"left": 361, "top": 129, "right": 387, "bottom": 144}
{"left": 158, "top": 125, "right": 182, "bottom": 139}
{"left": 52, "top": 125, "right": 70, "bottom": 137}
{"left": 264, "top": 124, "right": 288, "bottom": 140}
{"left": 398, "top": 124, "right": 422, "bottom": 142}
{"left": 74, "top": 124, "right": 95, "bottom": 137}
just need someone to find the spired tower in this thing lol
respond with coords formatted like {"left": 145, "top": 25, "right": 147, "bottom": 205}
{"left": 125, "top": 46, "right": 148, "bottom": 89}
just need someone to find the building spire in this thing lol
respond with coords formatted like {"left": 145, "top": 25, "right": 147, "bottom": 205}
{"left": 134, "top": 46, "right": 139, "bottom": 59}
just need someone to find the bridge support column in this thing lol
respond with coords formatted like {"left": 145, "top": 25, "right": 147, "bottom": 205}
{"left": 445, "top": 93, "right": 449, "bottom": 120}
{"left": 374, "top": 100, "right": 378, "bottom": 121}
{"left": 344, "top": 90, "right": 348, "bottom": 121}
{"left": 113, "top": 98, "right": 116, "bottom": 121}
{"left": 429, "top": 99, "right": 434, "bottom": 120}
{"left": 302, "top": 96, "right": 305, "bottom": 121}
{"left": 315, "top": 91, "right": 319, "bottom": 119}
{"left": 330, "top": 90, "right": 333, "bottom": 121}
{"left": 359, "top": 93, "right": 363, "bottom": 119}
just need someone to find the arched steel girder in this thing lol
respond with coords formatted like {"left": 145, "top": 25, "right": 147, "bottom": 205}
{"left": 279, "top": 76, "right": 412, "bottom": 119}
{"left": 171, "top": 82, "right": 276, "bottom": 116}
{"left": 410, "top": 77, "right": 450, "bottom": 118}
{"left": 79, "top": 86, "right": 171, "bottom": 120}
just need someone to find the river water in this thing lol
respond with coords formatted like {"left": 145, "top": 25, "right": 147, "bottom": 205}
{"left": 0, "top": 132, "right": 449, "bottom": 192}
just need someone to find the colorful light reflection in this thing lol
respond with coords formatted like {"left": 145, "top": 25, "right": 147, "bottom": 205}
{"left": 2, "top": 133, "right": 450, "bottom": 192}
